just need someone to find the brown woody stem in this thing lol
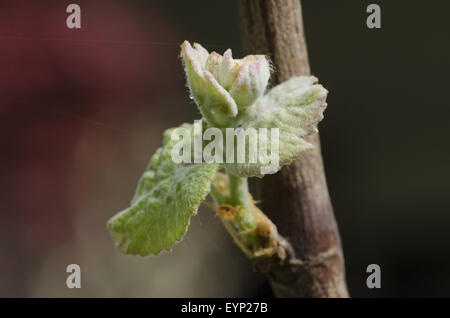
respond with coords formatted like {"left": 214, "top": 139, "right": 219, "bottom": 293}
{"left": 240, "top": 0, "right": 349, "bottom": 298}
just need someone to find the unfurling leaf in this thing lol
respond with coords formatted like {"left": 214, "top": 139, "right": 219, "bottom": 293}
{"left": 107, "top": 124, "right": 219, "bottom": 256}
{"left": 180, "top": 41, "right": 270, "bottom": 127}
{"left": 225, "top": 76, "right": 328, "bottom": 177}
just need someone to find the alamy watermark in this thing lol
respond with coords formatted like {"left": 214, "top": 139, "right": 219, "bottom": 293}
{"left": 170, "top": 120, "right": 280, "bottom": 174}
{"left": 366, "top": 4, "right": 381, "bottom": 29}
{"left": 366, "top": 264, "right": 381, "bottom": 289}
{"left": 66, "top": 264, "right": 81, "bottom": 289}
{"left": 66, "top": 4, "right": 81, "bottom": 29}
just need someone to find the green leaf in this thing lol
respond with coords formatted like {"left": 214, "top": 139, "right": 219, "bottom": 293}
{"left": 107, "top": 124, "right": 219, "bottom": 256}
{"left": 225, "top": 76, "right": 328, "bottom": 177}
{"left": 181, "top": 41, "right": 238, "bottom": 127}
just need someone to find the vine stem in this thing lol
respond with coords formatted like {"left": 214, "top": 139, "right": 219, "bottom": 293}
{"left": 228, "top": 173, "right": 250, "bottom": 211}
{"left": 210, "top": 171, "right": 279, "bottom": 258}
{"left": 240, "top": 0, "right": 349, "bottom": 297}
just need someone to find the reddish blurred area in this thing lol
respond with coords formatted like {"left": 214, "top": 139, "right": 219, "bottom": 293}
{"left": 0, "top": 1, "right": 181, "bottom": 295}
{"left": 0, "top": 0, "right": 259, "bottom": 298}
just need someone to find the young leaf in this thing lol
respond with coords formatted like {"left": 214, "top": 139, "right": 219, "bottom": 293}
{"left": 181, "top": 41, "right": 238, "bottom": 127}
{"left": 225, "top": 76, "right": 328, "bottom": 177}
{"left": 180, "top": 41, "right": 271, "bottom": 127}
{"left": 107, "top": 124, "right": 219, "bottom": 256}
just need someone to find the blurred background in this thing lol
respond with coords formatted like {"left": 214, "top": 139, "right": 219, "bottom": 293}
{"left": 0, "top": 0, "right": 449, "bottom": 297}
